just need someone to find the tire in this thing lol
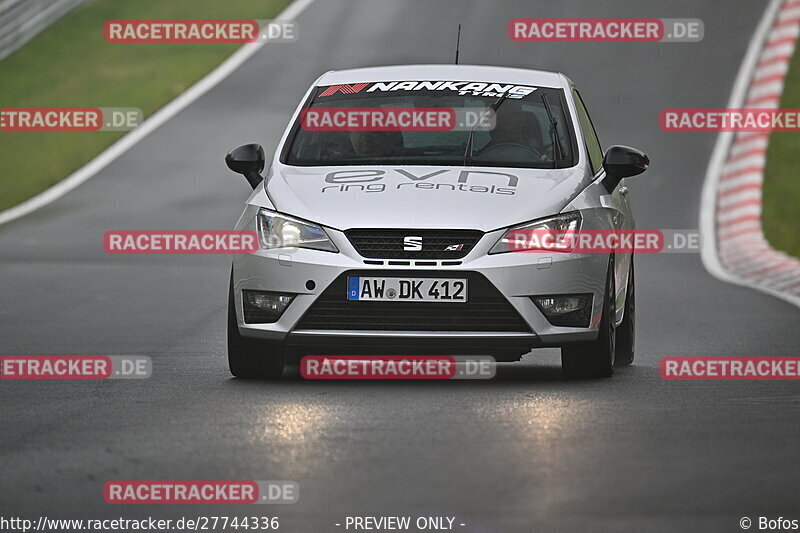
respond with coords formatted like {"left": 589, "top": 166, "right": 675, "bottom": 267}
{"left": 615, "top": 257, "right": 635, "bottom": 367}
{"left": 227, "top": 272, "right": 285, "bottom": 379}
{"left": 561, "top": 256, "right": 616, "bottom": 379}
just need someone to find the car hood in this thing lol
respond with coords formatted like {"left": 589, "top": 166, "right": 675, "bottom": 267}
{"left": 263, "top": 164, "right": 590, "bottom": 232}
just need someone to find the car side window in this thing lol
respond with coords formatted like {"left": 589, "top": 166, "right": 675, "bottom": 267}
{"left": 572, "top": 89, "right": 604, "bottom": 174}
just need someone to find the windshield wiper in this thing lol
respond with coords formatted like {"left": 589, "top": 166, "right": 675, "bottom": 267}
{"left": 541, "top": 92, "right": 563, "bottom": 169}
{"left": 464, "top": 93, "right": 508, "bottom": 166}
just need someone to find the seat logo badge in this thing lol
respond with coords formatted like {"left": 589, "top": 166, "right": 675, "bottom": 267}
{"left": 403, "top": 236, "right": 423, "bottom": 251}
{"left": 445, "top": 244, "right": 464, "bottom": 252}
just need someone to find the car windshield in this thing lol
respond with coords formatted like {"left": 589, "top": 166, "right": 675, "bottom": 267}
{"left": 282, "top": 81, "right": 576, "bottom": 168}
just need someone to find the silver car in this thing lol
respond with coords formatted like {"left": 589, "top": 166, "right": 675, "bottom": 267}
{"left": 224, "top": 64, "right": 648, "bottom": 379}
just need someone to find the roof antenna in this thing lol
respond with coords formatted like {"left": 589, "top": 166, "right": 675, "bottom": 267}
{"left": 454, "top": 24, "right": 461, "bottom": 65}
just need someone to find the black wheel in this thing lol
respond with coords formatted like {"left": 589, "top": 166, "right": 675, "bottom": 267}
{"left": 615, "top": 257, "right": 635, "bottom": 367}
{"left": 561, "top": 256, "right": 616, "bottom": 379}
{"left": 227, "top": 272, "right": 285, "bottom": 379}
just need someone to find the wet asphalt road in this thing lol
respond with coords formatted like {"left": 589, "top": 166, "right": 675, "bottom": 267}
{"left": 1, "top": 1, "right": 799, "bottom": 532}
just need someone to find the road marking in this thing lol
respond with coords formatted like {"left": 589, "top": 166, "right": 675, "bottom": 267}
{"left": 0, "top": 0, "right": 316, "bottom": 228}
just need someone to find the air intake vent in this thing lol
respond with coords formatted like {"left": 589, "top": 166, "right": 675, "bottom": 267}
{"left": 296, "top": 270, "right": 530, "bottom": 332}
{"left": 345, "top": 229, "right": 483, "bottom": 259}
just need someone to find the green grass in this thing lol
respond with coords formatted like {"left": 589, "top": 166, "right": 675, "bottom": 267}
{"left": 0, "top": 0, "right": 291, "bottom": 212}
{"left": 762, "top": 49, "right": 800, "bottom": 259}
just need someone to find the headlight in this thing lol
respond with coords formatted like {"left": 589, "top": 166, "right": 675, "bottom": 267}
{"left": 257, "top": 209, "right": 338, "bottom": 252}
{"left": 489, "top": 211, "right": 582, "bottom": 254}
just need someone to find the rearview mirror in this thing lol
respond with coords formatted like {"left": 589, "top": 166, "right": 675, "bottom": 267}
{"left": 602, "top": 145, "right": 649, "bottom": 192}
{"left": 225, "top": 143, "right": 265, "bottom": 189}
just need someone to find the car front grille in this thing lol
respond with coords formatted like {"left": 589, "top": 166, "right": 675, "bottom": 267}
{"left": 295, "top": 271, "right": 531, "bottom": 332}
{"left": 345, "top": 229, "right": 483, "bottom": 259}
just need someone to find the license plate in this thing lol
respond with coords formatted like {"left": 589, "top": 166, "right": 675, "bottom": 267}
{"left": 347, "top": 277, "right": 468, "bottom": 303}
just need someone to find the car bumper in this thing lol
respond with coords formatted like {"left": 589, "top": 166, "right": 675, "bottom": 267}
{"left": 232, "top": 225, "right": 609, "bottom": 352}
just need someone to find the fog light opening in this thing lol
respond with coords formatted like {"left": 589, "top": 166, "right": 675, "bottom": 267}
{"left": 531, "top": 294, "right": 592, "bottom": 327}
{"left": 242, "top": 290, "right": 295, "bottom": 323}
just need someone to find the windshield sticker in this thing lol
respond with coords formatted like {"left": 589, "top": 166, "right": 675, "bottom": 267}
{"left": 318, "top": 81, "right": 538, "bottom": 99}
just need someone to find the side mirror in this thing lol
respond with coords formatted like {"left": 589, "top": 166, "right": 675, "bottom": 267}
{"left": 602, "top": 145, "right": 649, "bottom": 192}
{"left": 225, "top": 143, "right": 265, "bottom": 189}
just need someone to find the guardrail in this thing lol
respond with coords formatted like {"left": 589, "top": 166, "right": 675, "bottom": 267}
{"left": 0, "top": 0, "right": 86, "bottom": 61}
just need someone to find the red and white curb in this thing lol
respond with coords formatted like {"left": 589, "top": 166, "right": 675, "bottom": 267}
{"left": 701, "top": 0, "right": 800, "bottom": 307}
